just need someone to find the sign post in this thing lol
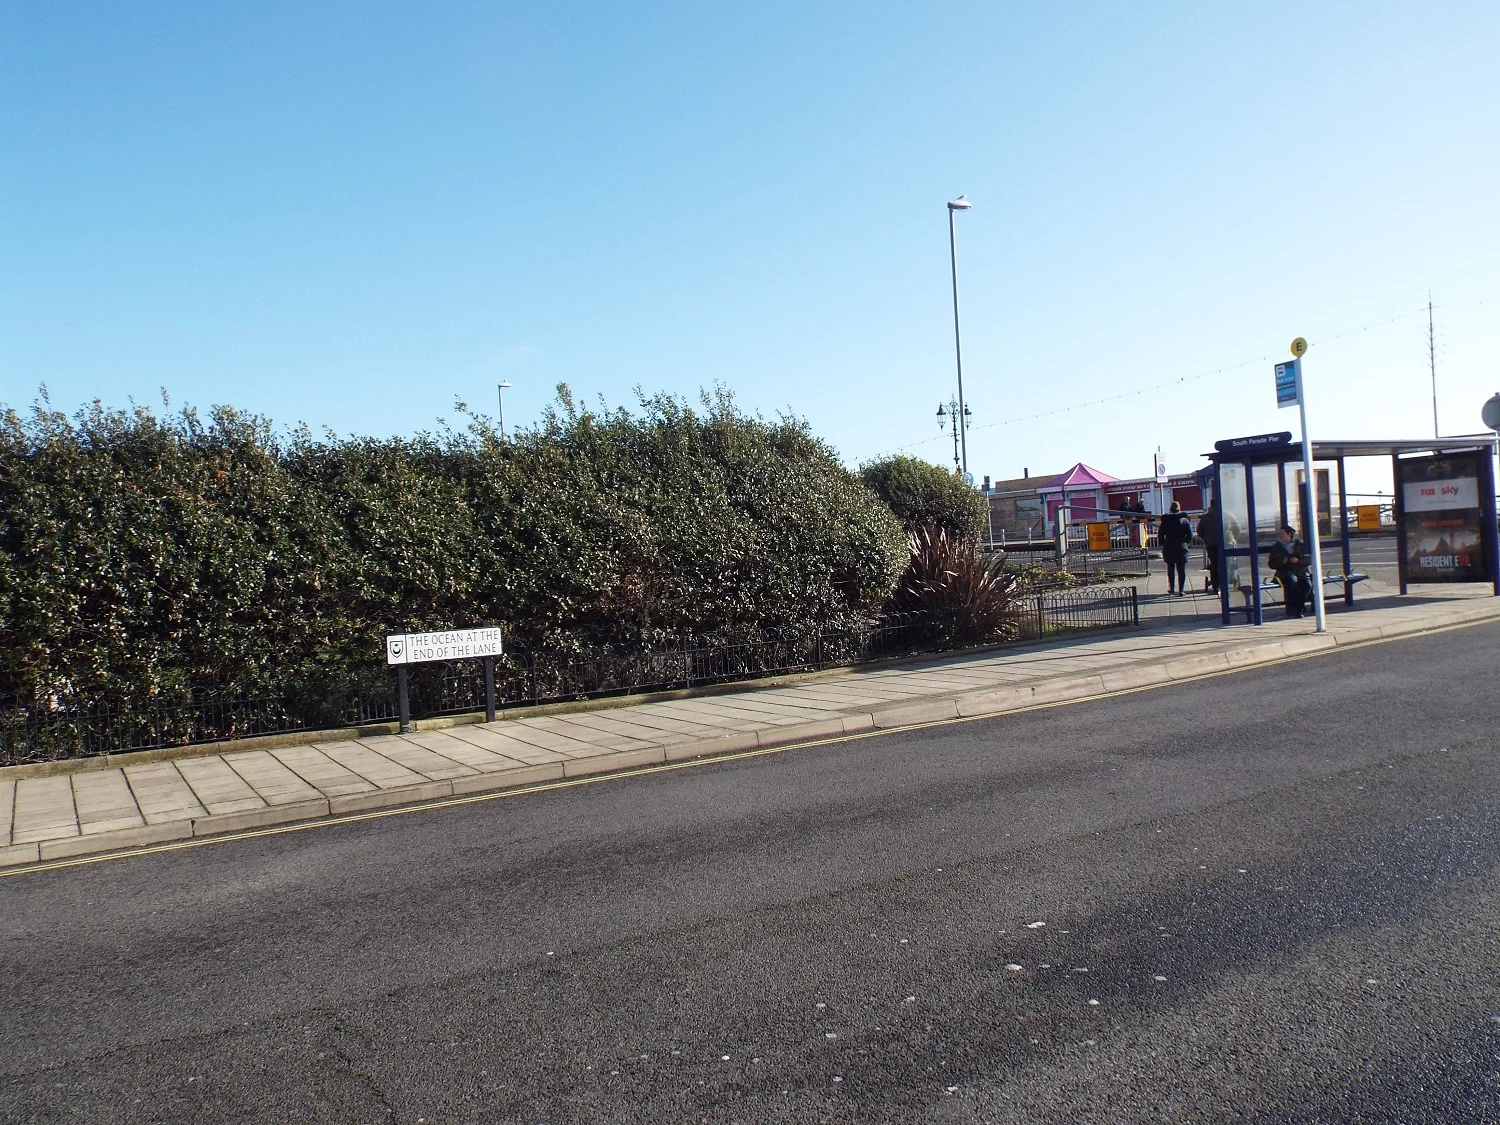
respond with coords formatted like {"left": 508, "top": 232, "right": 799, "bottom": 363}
{"left": 386, "top": 627, "right": 504, "bottom": 732}
{"left": 1277, "top": 337, "right": 1325, "bottom": 631}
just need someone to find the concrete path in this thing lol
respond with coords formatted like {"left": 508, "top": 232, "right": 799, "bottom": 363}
{"left": 3, "top": 581, "right": 1498, "bottom": 868}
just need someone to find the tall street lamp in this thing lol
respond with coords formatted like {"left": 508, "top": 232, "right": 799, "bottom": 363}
{"left": 947, "top": 195, "right": 972, "bottom": 479}
{"left": 497, "top": 380, "right": 512, "bottom": 441}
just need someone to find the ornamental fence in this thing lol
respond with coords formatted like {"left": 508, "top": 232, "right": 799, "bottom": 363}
{"left": 0, "top": 586, "right": 1138, "bottom": 766}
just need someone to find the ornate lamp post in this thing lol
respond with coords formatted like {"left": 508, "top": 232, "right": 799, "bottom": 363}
{"left": 936, "top": 398, "right": 972, "bottom": 475}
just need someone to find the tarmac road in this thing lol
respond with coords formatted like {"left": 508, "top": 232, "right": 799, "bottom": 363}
{"left": 3, "top": 622, "right": 1499, "bottom": 1123}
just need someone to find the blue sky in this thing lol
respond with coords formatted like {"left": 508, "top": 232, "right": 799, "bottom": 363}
{"left": 3, "top": 2, "right": 1497, "bottom": 494}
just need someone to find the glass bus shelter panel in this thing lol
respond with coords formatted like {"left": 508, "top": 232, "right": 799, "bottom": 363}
{"left": 1253, "top": 463, "right": 1283, "bottom": 544}
{"left": 1217, "top": 462, "right": 1249, "bottom": 600}
{"left": 1283, "top": 462, "right": 1335, "bottom": 541}
{"left": 1219, "top": 463, "right": 1248, "bottom": 548}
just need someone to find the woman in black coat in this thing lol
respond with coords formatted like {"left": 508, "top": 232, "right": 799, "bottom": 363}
{"left": 1158, "top": 501, "right": 1194, "bottom": 596}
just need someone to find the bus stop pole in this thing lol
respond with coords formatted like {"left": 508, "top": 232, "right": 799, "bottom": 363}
{"left": 1296, "top": 357, "right": 1327, "bottom": 632}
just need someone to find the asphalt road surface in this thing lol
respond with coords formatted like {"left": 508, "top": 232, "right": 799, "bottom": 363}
{"left": 4, "top": 623, "right": 1500, "bottom": 1123}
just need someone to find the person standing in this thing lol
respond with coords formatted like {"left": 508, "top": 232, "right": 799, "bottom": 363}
{"left": 1158, "top": 501, "right": 1194, "bottom": 596}
{"left": 1197, "top": 499, "right": 1222, "bottom": 595}
{"left": 1268, "top": 524, "right": 1311, "bottom": 619}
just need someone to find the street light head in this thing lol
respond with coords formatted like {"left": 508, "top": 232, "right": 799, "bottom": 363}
{"left": 948, "top": 195, "right": 972, "bottom": 211}
{"left": 499, "top": 380, "right": 512, "bottom": 390}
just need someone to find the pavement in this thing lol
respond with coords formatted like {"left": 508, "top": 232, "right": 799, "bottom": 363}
{"left": 4, "top": 615, "right": 1499, "bottom": 1122}
{"left": 3, "top": 567, "right": 1498, "bottom": 870}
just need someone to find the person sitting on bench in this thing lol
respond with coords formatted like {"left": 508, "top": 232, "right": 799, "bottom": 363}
{"left": 1268, "top": 524, "right": 1311, "bottom": 619}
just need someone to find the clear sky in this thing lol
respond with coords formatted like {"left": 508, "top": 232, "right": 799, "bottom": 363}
{"left": 3, "top": 2, "right": 1497, "bottom": 496}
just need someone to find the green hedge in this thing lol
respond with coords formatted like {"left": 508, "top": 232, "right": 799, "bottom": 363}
{"left": 858, "top": 454, "right": 988, "bottom": 540}
{"left": 0, "top": 388, "right": 907, "bottom": 704}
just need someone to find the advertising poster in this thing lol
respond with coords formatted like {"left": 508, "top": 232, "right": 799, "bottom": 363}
{"left": 1397, "top": 452, "right": 1488, "bottom": 583}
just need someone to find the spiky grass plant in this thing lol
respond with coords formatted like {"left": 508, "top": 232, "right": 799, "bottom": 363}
{"left": 890, "top": 524, "right": 1023, "bottom": 646}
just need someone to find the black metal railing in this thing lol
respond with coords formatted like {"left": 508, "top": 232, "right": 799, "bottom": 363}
{"left": 0, "top": 590, "right": 1138, "bottom": 766}
{"left": 1024, "top": 586, "right": 1140, "bottom": 638}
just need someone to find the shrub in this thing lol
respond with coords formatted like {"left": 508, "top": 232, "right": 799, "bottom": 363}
{"left": 0, "top": 387, "right": 908, "bottom": 706}
{"left": 858, "top": 454, "right": 988, "bottom": 540}
{"left": 889, "top": 525, "right": 1021, "bottom": 646}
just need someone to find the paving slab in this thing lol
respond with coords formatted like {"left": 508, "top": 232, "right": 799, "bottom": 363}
{"left": 365, "top": 736, "right": 480, "bottom": 781}
{"left": 320, "top": 741, "right": 429, "bottom": 789}
{"left": 176, "top": 756, "right": 266, "bottom": 815}
{"left": 555, "top": 712, "right": 699, "bottom": 745}
{"left": 521, "top": 717, "right": 660, "bottom": 751}
{"left": 11, "top": 776, "right": 78, "bottom": 844}
{"left": 123, "top": 762, "right": 207, "bottom": 825}
{"left": 443, "top": 725, "right": 574, "bottom": 765}
{"left": 397, "top": 731, "right": 529, "bottom": 773}
{"left": 629, "top": 703, "right": 751, "bottom": 731}
{"left": 655, "top": 699, "right": 812, "bottom": 727}
{"left": 72, "top": 770, "right": 145, "bottom": 834}
{"left": 479, "top": 722, "right": 622, "bottom": 757}
{"left": 274, "top": 746, "right": 379, "bottom": 797}
{"left": 222, "top": 750, "right": 324, "bottom": 805}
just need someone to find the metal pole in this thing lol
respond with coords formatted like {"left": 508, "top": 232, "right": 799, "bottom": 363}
{"left": 1246, "top": 464, "right": 1262, "bottom": 626}
{"left": 1337, "top": 457, "right": 1353, "bottom": 604}
{"left": 951, "top": 403, "right": 961, "bottom": 472}
{"left": 1428, "top": 294, "right": 1438, "bottom": 439}
{"left": 948, "top": 207, "right": 968, "bottom": 476}
{"left": 484, "top": 656, "right": 496, "bottom": 723}
{"left": 1216, "top": 462, "right": 1232, "bottom": 626}
{"left": 397, "top": 666, "right": 412, "bottom": 733}
{"left": 1392, "top": 454, "right": 1410, "bottom": 595}
{"left": 1295, "top": 357, "right": 1327, "bottom": 631}
{"left": 497, "top": 384, "right": 507, "bottom": 440}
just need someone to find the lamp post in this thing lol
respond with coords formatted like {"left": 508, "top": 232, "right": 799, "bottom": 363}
{"left": 497, "top": 380, "right": 512, "bottom": 441}
{"left": 936, "top": 398, "right": 971, "bottom": 475}
{"left": 947, "top": 195, "right": 972, "bottom": 477}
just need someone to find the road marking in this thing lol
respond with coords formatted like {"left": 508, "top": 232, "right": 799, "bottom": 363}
{"left": 2, "top": 613, "right": 1492, "bottom": 879}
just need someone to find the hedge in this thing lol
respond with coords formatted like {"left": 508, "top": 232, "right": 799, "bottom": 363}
{"left": 0, "top": 388, "right": 908, "bottom": 707}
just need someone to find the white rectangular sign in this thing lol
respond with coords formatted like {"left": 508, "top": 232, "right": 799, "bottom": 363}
{"left": 1403, "top": 477, "right": 1479, "bottom": 513}
{"left": 386, "top": 626, "right": 503, "bottom": 665}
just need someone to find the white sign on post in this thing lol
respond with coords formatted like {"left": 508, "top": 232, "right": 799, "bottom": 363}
{"left": 385, "top": 627, "right": 503, "bottom": 665}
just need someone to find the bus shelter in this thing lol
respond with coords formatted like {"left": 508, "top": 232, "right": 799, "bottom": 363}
{"left": 1206, "top": 433, "right": 1500, "bottom": 625}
